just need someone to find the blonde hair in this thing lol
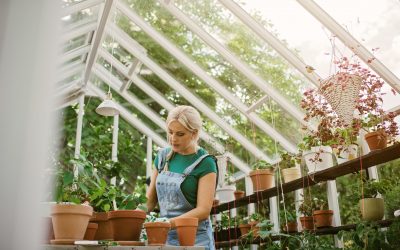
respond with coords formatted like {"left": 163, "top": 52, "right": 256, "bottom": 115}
{"left": 164, "top": 106, "right": 202, "bottom": 168}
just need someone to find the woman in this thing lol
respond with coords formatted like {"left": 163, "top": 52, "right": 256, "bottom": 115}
{"left": 146, "top": 105, "right": 217, "bottom": 250}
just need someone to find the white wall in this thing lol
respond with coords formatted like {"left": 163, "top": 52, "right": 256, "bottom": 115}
{"left": 0, "top": 0, "right": 60, "bottom": 249}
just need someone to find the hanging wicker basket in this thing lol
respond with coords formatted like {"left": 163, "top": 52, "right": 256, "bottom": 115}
{"left": 319, "top": 73, "right": 362, "bottom": 126}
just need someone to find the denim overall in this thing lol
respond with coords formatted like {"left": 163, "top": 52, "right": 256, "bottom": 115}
{"left": 156, "top": 149, "right": 215, "bottom": 250}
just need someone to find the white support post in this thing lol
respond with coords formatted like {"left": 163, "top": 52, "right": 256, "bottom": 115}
{"left": 295, "top": 189, "right": 303, "bottom": 232}
{"left": 245, "top": 176, "right": 255, "bottom": 216}
{"left": 297, "top": 0, "right": 400, "bottom": 93}
{"left": 74, "top": 95, "right": 85, "bottom": 177}
{"left": 269, "top": 196, "right": 279, "bottom": 232}
{"left": 106, "top": 23, "right": 273, "bottom": 162}
{"left": 111, "top": 114, "right": 119, "bottom": 162}
{"left": 327, "top": 180, "right": 343, "bottom": 248}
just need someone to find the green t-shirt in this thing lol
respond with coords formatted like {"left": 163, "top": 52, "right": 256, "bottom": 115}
{"left": 154, "top": 147, "right": 217, "bottom": 207}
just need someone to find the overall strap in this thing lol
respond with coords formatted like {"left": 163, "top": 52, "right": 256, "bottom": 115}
{"left": 157, "top": 147, "right": 171, "bottom": 173}
{"left": 183, "top": 154, "right": 210, "bottom": 176}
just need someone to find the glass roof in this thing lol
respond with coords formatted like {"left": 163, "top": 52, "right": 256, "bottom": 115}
{"left": 57, "top": 0, "right": 400, "bottom": 170}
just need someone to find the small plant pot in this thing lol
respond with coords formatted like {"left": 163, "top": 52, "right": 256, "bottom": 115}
{"left": 212, "top": 199, "right": 220, "bottom": 207}
{"left": 360, "top": 198, "right": 384, "bottom": 221}
{"left": 248, "top": 221, "right": 260, "bottom": 237}
{"left": 84, "top": 223, "right": 98, "bottom": 240}
{"left": 51, "top": 204, "right": 93, "bottom": 244}
{"left": 175, "top": 217, "right": 198, "bottom": 246}
{"left": 234, "top": 190, "right": 245, "bottom": 200}
{"left": 249, "top": 169, "right": 275, "bottom": 192}
{"left": 365, "top": 130, "right": 387, "bottom": 151}
{"left": 216, "top": 185, "right": 236, "bottom": 203}
{"left": 108, "top": 210, "right": 146, "bottom": 241}
{"left": 144, "top": 221, "right": 171, "bottom": 246}
{"left": 313, "top": 210, "right": 333, "bottom": 228}
{"left": 238, "top": 224, "right": 251, "bottom": 236}
{"left": 300, "top": 216, "right": 314, "bottom": 231}
{"left": 281, "top": 167, "right": 301, "bottom": 183}
{"left": 90, "top": 212, "right": 113, "bottom": 240}
{"left": 282, "top": 222, "right": 298, "bottom": 233}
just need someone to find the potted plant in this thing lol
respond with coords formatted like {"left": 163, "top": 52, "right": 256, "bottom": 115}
{"left": 333, "top": 126, "right": 359, "bottom": 164}
{"left": 280, "top": 209, "right": 298, "bottom": 233}
{"left": 214, "top": 211, "right": 240, "bottom": 241}
{"left": 174, "top": 217, "right": 198, "bottom": 246}
{"left": 107, "top": 187, "right": 147, "bottom": 242}
{"left": 249, "top": 160, "right": 275, "bottom": 192}
{"left": 298, "top": 198, "right": 314, "bottom": 231}
{"left": 143, "top": 212, "right": 171, "bottom": 246}
{"left": 248, "top": 212, "right": 264, "bottom": 236}
{"left": 279, "top": 151, "right": 301, "bottom": 183}
{"left": 216, "top": 171, "right": 236, "bottom": 203}
{"left": 312, "top": 197, "right": 333, "bottom": 228}
{"left": 51, "top": 156, "right": 94, "bottom": 245}
{"left": 237, "top": 215, "right": 251, "bottom": 236}
{"left": 88, "top": 179, "right": 115, "bottom": 240}
{"left": 359, "top": 178, "right": 390, "bottom": 221}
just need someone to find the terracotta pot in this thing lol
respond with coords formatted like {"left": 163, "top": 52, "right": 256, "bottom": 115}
{"left": 249, "top": 169, "right": 274, "bottom": 192}
{"left": 365, "top": 130, "right": 387, "bottom": 151}
{"left": 282, "top": 221, "right": 297, "bottom": 233}
{"left": 90, "top": 212, "right": 113, "bottom": 240}
{"left": 238, "top": 224, "right": 251, "bottom": 236}
{"left": 234, "top": 190, "right": 245, "bottom": 200}
{"left": 51, "top": 204, "right": 93, "bottom": 243}
{"left": 84, "top": 223, "right": 98, "bottom": 240}
{"left": 174, "top": 217, "right": 198, "bottom": 246}
{"left": 281, "top": 168, "right": 301, "bottom": 183}
{"left": 249, "top": 221, "right": 260, "bottom": 236}
{"left": 144, "top": 221, "right": 171, "bottom": 246}
{"left": 313, "top": 210, "right": 333, "bottom": 228}
{"left": 300, "top": 216, "right": 314, "bottom": 231}
{"left": 360, "top": 198, "right": 384, "bottom": 221}
{"left": 108, "top": 210, "right": 146, "bottom": 241}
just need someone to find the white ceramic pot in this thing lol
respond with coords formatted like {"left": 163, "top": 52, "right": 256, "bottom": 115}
{"left": 303, "top": 146, "right": 334, "bottom": 174}
{"left": 281, "top": 167, "right": 301, "bottom": 183}
{"left": 216, "top": 185, "right": 236, "bottom": 203}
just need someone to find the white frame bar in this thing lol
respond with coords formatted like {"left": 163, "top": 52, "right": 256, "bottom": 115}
{"left": 62, "top": 21, "right": 97, "bottom": 42}
{"left": 62, "top": 0, "right": 104, "bottom": 17}
{"left": 83, "top": 0, "right": 114, "bottom": 85}
{"left": 111, "top": 115, "right": 119, "bottom": 162}
{"left": 297, "top": 0, "right": 400, "bottom": 93}
{"left": 61, "top": 45, "right": 91, "bottom": 64}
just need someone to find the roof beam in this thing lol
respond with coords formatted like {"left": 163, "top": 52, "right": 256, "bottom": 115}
{"left": 82, "top": 0, "right": 114, "bottom": 86}
{"left": 58, "top": 61, "right": 85, "bottom": 81}
{"left": 120, "top": 58, "right": 143, "bottom": 92}
{"left": 218, "top": 0, "right": 321, "bottom": 88}
{"left": 88, "top": 83, "right": 169, "bottom": 147}
{"left": 96, "top": 49, "right": 252, "bottom": 173}
{"left": 60, "top": 45, "right": 91, "bottom": 64}
{"left": 106, "top": 24, "right": 274, "bottom": 162}
{"left": 62, "top": 21, "right": 97, "bottom": 42}
{"left": 297, "top": 0, "right": 400, "bottom": 93}
{"left": 115, "top": 2, "right": 297, "bottom": 153}
{"left": 62, "top": 0, "right": 104, "bottom": 17}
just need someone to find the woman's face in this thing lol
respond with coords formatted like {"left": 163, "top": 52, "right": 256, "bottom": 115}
{"left": 168, "top": 120, "right": 196, "bottom": 155}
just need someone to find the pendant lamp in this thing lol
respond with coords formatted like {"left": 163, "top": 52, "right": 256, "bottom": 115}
{"left": 96, "top": 90, "right": 119, "bottom": 116}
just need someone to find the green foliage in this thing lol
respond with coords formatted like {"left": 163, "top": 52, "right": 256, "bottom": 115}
{"left": 216, "top": 211, "right": 237, "bottom": 231}
{"left": 251, "top": 160, "right": 274, "bottom": 171}
{"left": 88, "top": 179, "right": 115, "bottom": 212}
{"left": 362, "top": 178, "right": 391, "bottom": 198}
{"left": 257, "top": 219, "right": 274, "bottom": 239}
{"left": 145, "top": 211, "right": 168, "bottom": 223}
{"left": 312, "top": 197, "right": 328, "bottom": 211}
{"left": 279, "top": 151, "right": 300, "bottom": 169}
{"left": 299, "top": 198, "right": 313, "bottom": 217}
{"left": 54, "top": 154, "right": 95, "bottom": 204}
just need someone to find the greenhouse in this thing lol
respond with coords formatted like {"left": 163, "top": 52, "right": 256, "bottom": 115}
{"left": 1, "top": 0, "right": 400, "bottom": 249}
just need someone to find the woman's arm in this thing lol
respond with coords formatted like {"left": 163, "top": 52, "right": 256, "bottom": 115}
{"left": 146, "top": 169, "right": 158, "bottom": 212}
{"left": 169, "top": 172, "right": 216, "bottom": 227}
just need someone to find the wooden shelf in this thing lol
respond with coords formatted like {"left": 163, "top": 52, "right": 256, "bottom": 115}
{"left": 212, "top": 144, "right": 400, "bottom": 214}
{"left": 214, "top": 219, "right": 394, "bottom": 248}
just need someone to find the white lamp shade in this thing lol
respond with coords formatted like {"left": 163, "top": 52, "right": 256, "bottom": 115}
{"left": 96, "top": 99, "right": 119, "bottom": 116}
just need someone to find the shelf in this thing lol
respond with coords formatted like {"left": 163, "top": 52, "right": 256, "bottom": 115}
{"left": 214, "top": 219, "right": 394, "bottom": 248}
{"left": 211, "top": 144, "right": 400, "bottom": 214}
